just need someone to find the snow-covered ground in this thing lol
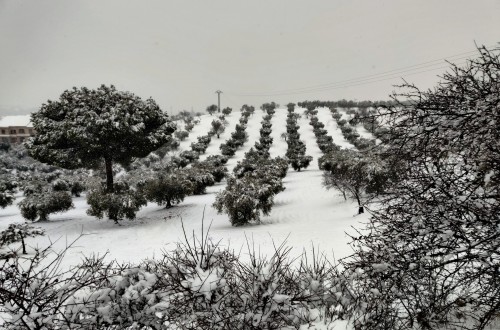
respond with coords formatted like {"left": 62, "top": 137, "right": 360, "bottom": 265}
{"left": 316, "top": 107, "right": 355, "bottom": 149}
{"left": 1, "top": 107, "right": 367, "bottom": 262}
{"left": 0, "top": 108, "right": 367, "bottom": 328}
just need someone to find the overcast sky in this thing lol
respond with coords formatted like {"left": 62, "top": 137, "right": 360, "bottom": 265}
{"left": 0, "top": 0, "right": 499, "bottom": 115}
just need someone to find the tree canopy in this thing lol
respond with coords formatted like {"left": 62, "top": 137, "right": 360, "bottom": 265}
{"left": 26, "top": 85, "right": 176, "bottom": 191}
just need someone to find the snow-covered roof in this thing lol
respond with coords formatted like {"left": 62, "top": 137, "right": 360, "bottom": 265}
{"left": 0, "top": 115, "right": 32, "bottom": 127}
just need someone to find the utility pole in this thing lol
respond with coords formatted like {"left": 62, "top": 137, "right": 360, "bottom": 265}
{"left": 215, "top": 90, "right": 222, "bottom": 113}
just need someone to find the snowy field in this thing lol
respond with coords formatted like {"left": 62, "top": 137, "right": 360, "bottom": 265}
{"left": 0, "top": 107, "right": 370, "bottom": 328}
{"left": 0, "top": 107, "right": 367, "bottom": 265}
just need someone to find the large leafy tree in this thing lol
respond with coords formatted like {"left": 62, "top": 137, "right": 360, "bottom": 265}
{"left": 26, "top": 85, "right": 176, "bottom": 192}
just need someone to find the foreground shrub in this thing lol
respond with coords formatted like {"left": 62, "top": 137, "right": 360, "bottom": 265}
{"left": 0, "top": 229, "right": 339, "bottom": 329}
{"left": 338, "top": 47, "right": 500, "bottom": 329}
{"left": 0, "top": 224, "right": 45, "bottom": 255}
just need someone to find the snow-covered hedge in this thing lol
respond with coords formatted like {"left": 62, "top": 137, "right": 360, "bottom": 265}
{"left": 0, "top": 229, "right": 343, "bottom": 329}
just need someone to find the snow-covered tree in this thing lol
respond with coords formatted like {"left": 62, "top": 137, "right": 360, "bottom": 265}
{"left": 260, "top": 102, "right": 278, "bottom": 115}
{"left": 339, "top": 46, "right": 500, "bottom": 329}
{"left": 211, "top": 119, "right": 225, "bottom": 138}
{"left": 182, "top": 166, "right": 216, "bottom": 195}
{"left": 184, "top": 122, "right": 195, "bottom": 132}
{"left": 175, "top": 130, "right": 189, "bottom": 141}
{"left": 319, "top": 149, "right": 391, "bottom": 213}
{"left": 241, "top": 104, "right": 255, "bottom": 117}
{"left": 222, "top": 107, "right": 232, "bottom": 115}
{"left": 179, "top": 150, "right": 200, "bottom": 163}
{"left": 190, "top": 142, "right": 207, "bottom": 154}
{"left": 206, "top": 104, "right": 218, "bottom": 116}
{"left": 18, "top": 176, "right": 74, "bottom": 222}
{"left": 86, "top": 181, "right": 146, "bottom": 223}
{"left": 0, "top": 223, "right": 44, "bottom": 255}
{"left": 26, "top": 85, "right": 175, "bottom": 193}
{"left": 214, "top": 168, "right": 285, "bottom": 226}
{"left": 0, "top": 173, "right": 17, "bottom": 208}
{"left": 220, "top": 139, "right": 238, "bottom": 157}
{"left": 142, "top": 171, "right": 193, "bottom": 208}
{"left": 289, "top": 155, "right": 313, "bottom": 172}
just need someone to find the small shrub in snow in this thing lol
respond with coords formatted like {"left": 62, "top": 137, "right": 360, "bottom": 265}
{"left": 190, "top": 141, "right": 207, "bottom": 154}
{"left": 86, "top": 181, "right": 146, "bottom": 223}
{"left": 0, "top": 223, "right": 44, "bottom": 255}
{"left": 19, "top": 180, "right": 74, "bottom": 222}
{"left": 182, "top": 166, "right": 216, "bottom": 195}
{"left": 211, "top": 119, "right": 225, "bottom": 138}
{"left": 179, "top": 150, "right": 199, "bottom": 163}
{"left": 219, "top": 141, "right": 237, "bottom": 157}
{"left": 289, "top": 155, "right": 314, "bottom": 172}
{"left": 319, "top": 149, "right": 393, "bottom": 213}
{"left": 174, "top": 130, "right": 189, "bottom": 141}
{"left": 206, "top": 104, "right": 218, "bottom": 115}
{"left": 214, "top": 168, "right": 285, "bottom": 226}
{"left": 142, "top": 171, "right": 193, "bottom": 208}
{"left": 204, "top": 154, "right": 229, "bottom": 166}
{"left": 241, "top": 104, "right": 255, "bottom": 117}
{"left": 0, "top": 173, "right": 17, "bottom": 208}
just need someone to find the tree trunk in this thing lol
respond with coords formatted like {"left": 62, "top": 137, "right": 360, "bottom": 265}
{"left": 105, "top": 157, "right": 114, "bottom": 192}
{"left": 166, "top": 200, "right": 172, "bottom": 208}
{"left": 355, "top": 193, "right": 364, "bottom": 214}
{"left": 21, "top": 235, "right": 26, "bottom": 254}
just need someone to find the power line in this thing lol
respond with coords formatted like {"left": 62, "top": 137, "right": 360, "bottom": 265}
{"left": 226, "top": 45, "right": 497, "bottom": 97}
{"left": 227, "top": 62, "right": 468, "bottom": 97}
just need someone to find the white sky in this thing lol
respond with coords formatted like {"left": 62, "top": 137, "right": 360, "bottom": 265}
{"left": 0, "top": 0, "right": 499, "bottom": 115}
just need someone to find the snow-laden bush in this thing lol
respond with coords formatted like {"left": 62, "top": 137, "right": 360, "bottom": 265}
{"left": 0, "top": 223, "right": 44, "bottom": 256}
{"left": 181, "top": 166, "right": 216, "bottom": 195}
{"left": 174, "top": 130, "right": 189, "bottom": 141}
{"left": 337, "top": 47, "right": 500, "bottom": 330}
{"left": 241, "top": 104, "right": 255, "bottom": 117}
{"left": 142, "top": 171, "right": 194, "bottom": 208}
{"left": 214, "top": 167, "right": 285, "bottom": 226}
{"left": 290, "top": 155, "right": 313, "bottom": 172}
{"left": 319, "top": 149, "right": 394, "bottom": 213}
{"left": 0, "top": 228, "right": 341, "bottom": 329}
{"left": 210, "top": 119, "right": 225, "bottom": 138}
{"left": 0, "top": 173, "right": 17, "bottom": 208}
{"left": 86, "top": 181, "right": 146, "bottom": 223}
{"left": 18, "top": 178, "right": 74, "bottom": 222}
{"left": 179, "top": 150, "right": 200, "bottom": 164}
